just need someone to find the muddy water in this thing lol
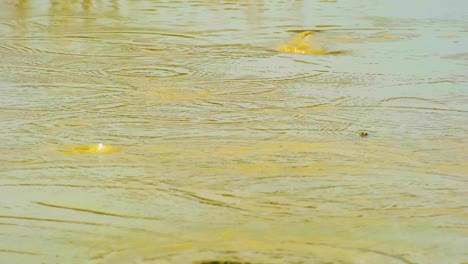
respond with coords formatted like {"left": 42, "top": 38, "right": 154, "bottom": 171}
{"left": 0, "top": 0, "right": 467, "bottom": 263}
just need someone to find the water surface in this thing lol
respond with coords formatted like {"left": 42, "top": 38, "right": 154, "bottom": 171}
{"left": 0, "top": 0, "right": 467, "bottom": 263}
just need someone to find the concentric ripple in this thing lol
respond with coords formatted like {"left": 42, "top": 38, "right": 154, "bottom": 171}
{"left": 107, "top": 66, "right": 190, "bottom": 78}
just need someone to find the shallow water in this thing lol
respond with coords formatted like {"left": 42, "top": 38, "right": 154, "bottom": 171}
{"left": 0, "top": 0, "right": 467, "bottom": 263}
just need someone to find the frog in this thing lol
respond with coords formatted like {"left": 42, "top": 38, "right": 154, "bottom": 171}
{"left": 359, "top": 131, "right": 369, "bottom": 138}
{"left": 61, "top": 143, "right": 121, "bottom": 154}
{"left": 277, "top": 31, "right": 327, "bottom": 55}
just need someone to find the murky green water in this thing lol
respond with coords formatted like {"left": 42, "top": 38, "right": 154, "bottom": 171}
{"left": 1, "top": 1, "right": 467, "bottom": 263}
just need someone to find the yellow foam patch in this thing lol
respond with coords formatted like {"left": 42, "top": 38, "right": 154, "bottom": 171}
{"left": 150, "top": 87, "right": 211, "bottom": 102}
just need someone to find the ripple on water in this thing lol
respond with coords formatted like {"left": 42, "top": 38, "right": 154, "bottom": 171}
{"left": 176, "top": 44, "right": 278, "bottom": 80}
{"left": 107, "top": 66, "right": 190, "bottom": 78}
{"left": 188, "top": 52, "right": 327, "bottom": 82}
{"left": 0, "top": 41, "right": 45, "bottom": 55}
{"left": 0, "top": 37, "right": 154, "bottom": 58}
{"left": 0, "top": 40, "right": 56, "bottom": 70}
{"left": 138, "top": 246, "right": 414, "bottom": 264}
{"left": 0, "top": 19, "right": 19, "bottom": 34}
{"left": 442, "top": 52, "right": 468, "bottom": 62}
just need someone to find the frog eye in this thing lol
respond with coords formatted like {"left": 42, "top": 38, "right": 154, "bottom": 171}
{"left": 359, "top": 131, "right": 368, "bottom": 137}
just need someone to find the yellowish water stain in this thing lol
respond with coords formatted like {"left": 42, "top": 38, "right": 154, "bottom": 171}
{"left": 328, "top": 32, "right": 411, "bottom": 44}
{"left": 62, "top": 143, "right": 121, "bottom": 155}
{"left": 146, "top": 87, "right": 212, "bottom": 104}
{"left": 438, "top": 35, "right": 458, "bottom": 39}
{"left": 80, "top": 220, "right": 420, "bottom": 264}
{"left": 368, "top": 34, "right": 404, "bottom": 41}
{"left": 328, "top": 36, "right": 356, "bottom": 43}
